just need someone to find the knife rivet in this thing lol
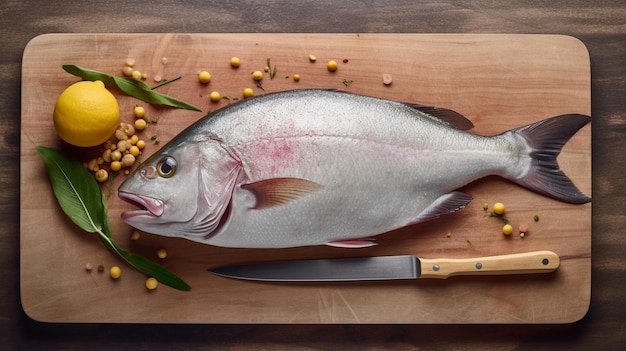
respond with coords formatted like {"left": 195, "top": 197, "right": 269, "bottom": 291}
{"left": 433, "top": 264, "right": 440, "bottom": 271}
{"left": 475, "top": 262, "right": 483, "bottom": 270}
{"left": 542, "top": 258, "right": 549, "bottom": 265}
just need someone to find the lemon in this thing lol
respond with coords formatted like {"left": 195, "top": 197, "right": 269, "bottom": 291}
{"left": 53, "top": 80, "right": 120, "bottom": 147}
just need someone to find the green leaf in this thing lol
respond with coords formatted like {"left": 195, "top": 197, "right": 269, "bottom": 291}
{"left": 36, "top": 146, "right": 106, "bottom": 234}
{"left": 62, "top": 64, "right": 202, "bottom": 112}
{"left": 37, "top": 146, "right": 191, "bottom": 291}
{"left": 105, "top": 237, "right": 191, "bottom": 291}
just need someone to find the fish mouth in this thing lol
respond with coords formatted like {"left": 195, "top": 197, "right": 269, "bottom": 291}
{"left": 119, "top": 191, "right": 164, "bottom": 220}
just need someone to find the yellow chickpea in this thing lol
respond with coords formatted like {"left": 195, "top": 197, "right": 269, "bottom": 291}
{"left": 210, "top": 91, "right": 221, "bottom": 102}
{"left": 135, "top": 118, "right": 147, "bottom": 131}
{"left": 327, "top": 60, "right": 338, "bottom": 72}
{"left": 493, "top": 202, "right": 505, "bottom": 215}
{"left": 145, "top": 277, "right": 158, "bottom": 290}
{"left": 243, "top": 88, "right": 254, "bottom": 98}
{"left": 129, "top": 145, "right": 141, "bottom": 157}
{"left": 95, "top": 169, "right": 109, "bottom": 183}
{"left": 252, "top": 70, "right": 263, "bottom": 81}
{"left": 109, "top": 266, "right": 121, "bottom": 279}
{"left": 198, "top": 71, "right": 211, "bottom": 84}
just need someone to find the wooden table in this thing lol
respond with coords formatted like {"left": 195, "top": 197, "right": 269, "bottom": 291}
{"left": 2, "top": 1, "right": 625, "bottom": 349}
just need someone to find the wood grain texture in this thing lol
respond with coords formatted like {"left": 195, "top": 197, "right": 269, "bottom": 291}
{"left": 20, "top": 33, "right": 591, "bottom": 324}
{"left": 2, "top": 0, "right": 625, "bottom": 350}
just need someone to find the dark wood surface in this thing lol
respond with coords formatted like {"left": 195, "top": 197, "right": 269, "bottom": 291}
{"left": 2, "top": 0, "right": 624, "bottom": 349}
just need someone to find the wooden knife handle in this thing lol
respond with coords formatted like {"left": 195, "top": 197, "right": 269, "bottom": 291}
{"left": 419, "top": 251, "right": 560, "bottom": 279}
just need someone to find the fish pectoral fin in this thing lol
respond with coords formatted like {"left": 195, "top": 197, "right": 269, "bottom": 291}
{"left": 241, "top": 177, "right": 323, "bottom": 209}
{"left": 410, "top": 191, "right": 473, "bottom": 224}
{"left": 326, "top": 238, "right": 378, "bottom": 248}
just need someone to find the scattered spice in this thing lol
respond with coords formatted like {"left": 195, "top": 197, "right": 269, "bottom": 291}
{"left": 85, "top": 263, "right": 93, "bottom": 272}
{"left": 519, "top": 223, "right": 529, "bottom": 234}
{"left": 308, "top": 54, "right": 317, "bottom": 62}
{"left": 382, "top": 73, "right": 393, "bottom": 85}
{"left": 502, "top": 224, "right": 513, "bottom": 236}
{"left": 534, "top": 214, "right": 540, "bottom": 222}
{"left": 342, "top": 79, "right": 353, "bottom": 87}
{"left": 97, "top": 265, "right": 105, "bottom": 273}
{"left": 482, "top": 202, "right": 489, "bottom": 210}
{"left": 342, "top": 58, "right": 349, "bottom": 63}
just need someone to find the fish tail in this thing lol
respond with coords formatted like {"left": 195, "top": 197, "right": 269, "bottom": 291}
{"left": 509, "top": 114, "right": 591, "bottom": 204}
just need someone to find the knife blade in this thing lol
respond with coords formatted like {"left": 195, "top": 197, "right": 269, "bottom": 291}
{"left": 208, "top": 250, "right": 559, "bottom": 282}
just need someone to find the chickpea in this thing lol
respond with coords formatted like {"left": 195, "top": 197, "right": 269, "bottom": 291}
{"left": 135, "top": 118, "right": 147, "bottom": 131}
{"left": 157, "top": 248, "right": 167, "bottom": 259}
{"left": 129, "top": 145, "right": 141, "bottom": 157}
{"left": 327, "top": 60, "right": 338, "bottom": 72}
{"left": 111, "top": 150, "right": 122, "bottom": 161}
{"left": 243, "top": 88, "right": 254, "bottom": 98}
{"left": 252, "top": 70, "right": 263, "bottom": 81}
{"left": 120, "top": 123, "right": 135, "bottom": 137}
{"left": 95, "top": 169, "right": 109, "bottom": 183}
{"left": 145, "top": 277, "right": 158, "bottom": 290}
{"left": 102, "top": 149, "right": 112, "bottom": 162}
{"left": 133, "top": 105, "right": 145, "bottom": 118}
{"left": 109, "top": 266, "right": 121, "bottom": 279}
{"left": 198, "top": 71, "right": 211, "bottom": 84}
{"left": 110, "top": 161, "right": 122, "bottom": 172}
{"left": 121, "top": 154, "right": 136, "bottom": 167}
{"left": 210, "top": 91, "right": 221, "bottom": 102}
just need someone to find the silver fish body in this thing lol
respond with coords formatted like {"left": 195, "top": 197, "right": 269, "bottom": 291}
{"left": 118, "top": 89, "right": 590, "bottom": 248}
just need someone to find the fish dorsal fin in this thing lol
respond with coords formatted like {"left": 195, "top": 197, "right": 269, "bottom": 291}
{"left": 241, "top": 178, "right": 323, "bottom": 209}
{"left": 405, "top": 103, "right": 474, "bottom": 130}
{"left": 409, "top": 191, "right": 473, "bottom": 224}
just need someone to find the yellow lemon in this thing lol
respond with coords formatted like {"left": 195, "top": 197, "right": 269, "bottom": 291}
{"left": 53, "top": 80, "right": 120, "bottom": 147}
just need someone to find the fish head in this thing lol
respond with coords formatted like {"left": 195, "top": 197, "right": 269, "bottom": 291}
{"left": 118, "top": 133, "right": 243, "bottom": 239}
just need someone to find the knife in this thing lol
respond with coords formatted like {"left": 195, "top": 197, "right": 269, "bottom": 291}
{"left": 208, "top": 250, "right": 559, "bottom": 282}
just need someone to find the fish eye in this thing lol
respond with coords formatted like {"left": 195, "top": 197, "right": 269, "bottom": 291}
{"left": 156, "top": 156, "right": 177, "bottom": 178}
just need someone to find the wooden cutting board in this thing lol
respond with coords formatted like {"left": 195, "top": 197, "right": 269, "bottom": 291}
{"left": 20, "top": 34, "right": 591, "bottom": 324}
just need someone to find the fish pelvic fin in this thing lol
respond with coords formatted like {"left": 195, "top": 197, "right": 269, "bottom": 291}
{"left": 410, "top": 191, "right": 473, "bottom": 224}
{"left": 511, "top": 114, "right": 591, "bottom": 204}
{"left": 326, "top": 238, "right": 378, "bottom": 248}
{"left": 241, "top": 177, "right": 323, "bottom": 209}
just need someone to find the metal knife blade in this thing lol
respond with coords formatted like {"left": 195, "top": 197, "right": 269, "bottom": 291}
{"left": 208, "top": 250, "right": 559, "bottom": 282}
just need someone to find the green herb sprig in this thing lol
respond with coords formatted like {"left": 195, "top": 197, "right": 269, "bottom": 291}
{"left": 62, "top": 64, "right": 201, "bottom": 112}
{"left": 36, "top": 146, "right": 191, "bottom": 291}
{"left": 266, "top": 58, "right": 277, "bottom": 80}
